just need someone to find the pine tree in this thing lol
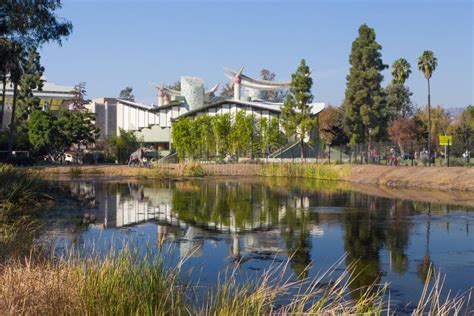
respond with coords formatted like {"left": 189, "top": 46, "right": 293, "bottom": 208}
{"left": 281, "top": 59, "right": 314, "bottom": 159}
{"left": 343, "top": 24, "right": 387, "bottom": 143}
{"left": 18, "top": 47, "right": 45, "bottom": 121}
{"left": 119, "top": 86, "right": 135, "bottom": 101}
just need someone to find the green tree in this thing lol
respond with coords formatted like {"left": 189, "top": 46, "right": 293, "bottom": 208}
{"left": 414, "top": 105, "right": 450, "bottom": 151}
{"left": 0, "top": 1, "right": 72, "bottom": 48}
{"left": 0, "top": 39, "right": 16, "bottom": 130}
{"left": 195, "top": 115, "right": 215, "bottom": 159}
{"left": 267, "top": 117, "right": 285, "bottom": 153}
{"left": 452, "top": 105, "right": 473, "bottom": 152}
{"left": 231, "top": 110, "right": 254, "bottom": 158}
{"left": 386, "top": 83, "right": 413, "bottom": 120}
{"left": 6, "top": 47, "right": 23, "bottom": 154}
{"left": 255, "top": 117, "right": 268, "bottom": 158}
{"left": 343, "top": 24, "right": 388, "bottom": 143}
{"left": 1, "top": 0, "right": 72, "bottom": 137}
{"left": 28, "top": 110, "right": 57, "bottom": 158}
{"left": 106, "top": 129, "right": 140, "bottom": 163}
{"left": 391, "top": 58, "right": 411, "bottom": 84}
{"left": 171, "top": 117, "right": 193, "bottom": 160}
{"left": 56, "top": 110, "right": 99, "bottom": 153}
{"left": 418, "top": 50, "right": 438, "bottom": 164}
{"left": 17, "top": 47, "right": 44, "bottom": 122}
{"left": 281, "top": 59, "right": 314, "bottom": 159}
{"left": 386, "top": 58, "right": 413, "bottom": 120}
{"left": 119, "top": 86, "right": 135, "bottom": 101}
{"left": 70, "top": 82, "right": 87, "bottom": 110}
{"left": 212, "top": 113, "right": 232, "bottom": 159}
{"left": 28, "top": 109, "right": 98, "bottom": 160}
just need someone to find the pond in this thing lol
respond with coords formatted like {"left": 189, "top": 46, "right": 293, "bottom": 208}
{"left": 43, "top": 178, "right": 473, "bottom": 311}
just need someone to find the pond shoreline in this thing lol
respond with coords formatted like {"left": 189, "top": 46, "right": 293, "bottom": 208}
{"left": 28, "top": 163, "right": 474, "bottom": 192}
{"left": 3, "top": 168, "right": 473, "bottom": 314}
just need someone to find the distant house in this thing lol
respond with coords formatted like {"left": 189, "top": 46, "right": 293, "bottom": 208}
{"left": 0, "top": 77, "right": 75, "bottom": 130}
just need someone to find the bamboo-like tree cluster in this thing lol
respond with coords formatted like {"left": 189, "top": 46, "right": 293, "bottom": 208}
{"left": 171, "top": 111, "right": 285, "bottom": 161}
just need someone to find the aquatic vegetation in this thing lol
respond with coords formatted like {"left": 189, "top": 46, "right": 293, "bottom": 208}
{"left": 69, "top": 166, "right": 83, "bottom": 176}
{"left": 258, "top": 162, "right": 349, "bottom": 180}
{"left": 175, "top": 161, "right": 209, "bottom": 177}
{"left": 0, "top": 164, "right": 53, "bottom": 211}
{"left": 0, "top": 216, "right": 43, "bottom": 264}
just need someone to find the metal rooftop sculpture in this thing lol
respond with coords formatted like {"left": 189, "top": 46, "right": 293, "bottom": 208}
{"left": 223, "top": 67, "right": 291, "bottom": 101}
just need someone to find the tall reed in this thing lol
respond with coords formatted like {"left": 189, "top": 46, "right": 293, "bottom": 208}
{"left": 258, "top": 163, "right": 348, "bottom": 181}
{"left": 0, "top": 247, "right": 471, "bottom": 315}
{"left": 0, "top": 164, "right": 53, "bottom": 211}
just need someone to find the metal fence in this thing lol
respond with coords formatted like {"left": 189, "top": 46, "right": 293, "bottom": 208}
{"left": 318, "top": 139, "right": 472, "bottom": 167}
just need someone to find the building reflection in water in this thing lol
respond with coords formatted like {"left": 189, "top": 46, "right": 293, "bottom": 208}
{"left": 56, "top": 179, "right": 472, "bottom": 298}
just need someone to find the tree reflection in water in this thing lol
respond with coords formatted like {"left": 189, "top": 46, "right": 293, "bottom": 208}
{"left": 49, "top": 178, "right": 472, "bottom": 301}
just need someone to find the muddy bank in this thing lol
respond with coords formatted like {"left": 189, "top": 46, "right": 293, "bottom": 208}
{"left": 341, "top": 165, "right": 474, "bottom": 191}
{"left": 347, "top": 182, "right": 474, "bottom": 207}
{"left": 28, "top": 164, "right": 474, "bottom": 192}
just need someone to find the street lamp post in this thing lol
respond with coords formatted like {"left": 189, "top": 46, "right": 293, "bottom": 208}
{"left": 368, "top": 128, "right": 372, "bottom": 164}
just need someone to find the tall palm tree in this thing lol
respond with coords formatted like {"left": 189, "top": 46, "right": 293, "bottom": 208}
{"left": 391, "top": 58, "right": 411, "bottom": 84}
{"left": 418, "top": 51, "right": 438, "bottom": 166}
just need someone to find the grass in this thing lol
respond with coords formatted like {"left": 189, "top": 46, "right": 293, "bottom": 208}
{"left": 258, "top": 162, "right": 350, "bottom": 181}
{"left": 0, "top": 242, "right": 471, "bottom": 315}
{"left": 0, "top": 216, "right": 43, "bottom": 264}
{"left": 175, "top": 161, "right": 208, "bottom": 177}
{"left": 32, "top": 162, "right": 210, "bottom": 179}
{"left": 0, "top": 164, "right": 53, "bottom": 211}
{"left": 69, "top": 166, "right": 83, "bottom": 176}
{"left": 0, "top": 251, "right": 188, "bottom": 315}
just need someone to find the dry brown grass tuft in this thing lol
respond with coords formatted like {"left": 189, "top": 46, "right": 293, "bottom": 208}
{"left": 0, "top": 260, "right": 81, "bottom": 315}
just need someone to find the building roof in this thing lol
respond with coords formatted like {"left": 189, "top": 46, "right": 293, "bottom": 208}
{"left": 0, "top": 80, "right": 75, "bottom": 98}
{"left": 116, "top": 98, "right": 156, "bottom": 110}
{"left": 175, "top": 99, "right": 326, "bottom": 120}
{"left": 149, "top": 100, "right": 186, "bottom": 111}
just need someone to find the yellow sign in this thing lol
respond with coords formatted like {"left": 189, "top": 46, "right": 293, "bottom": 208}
{"left": 439, "top": 135, "right": 452, "bottom": 146}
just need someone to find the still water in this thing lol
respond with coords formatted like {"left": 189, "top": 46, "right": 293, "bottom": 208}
{"left": 44, "top": 178, "right": 473, "bottom": 309}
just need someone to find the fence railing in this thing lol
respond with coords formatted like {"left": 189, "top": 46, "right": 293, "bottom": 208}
{"left": 318, "top": 140, "right": 472, "bottom": 167}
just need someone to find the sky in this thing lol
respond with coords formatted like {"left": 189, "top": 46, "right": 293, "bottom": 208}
{"left": 40, "top": 0, "right": 473, "bottom": 108}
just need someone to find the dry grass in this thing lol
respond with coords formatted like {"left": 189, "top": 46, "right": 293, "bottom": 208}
{"left": 175, "top": 161, "right": 208, "bottom": 177}
{"left": 0, "top": 250, "right": 188, "bottom": 315}
{"left": 0, "top": 260, "right": 81, "bottom": 315}
{"left": 258, "top": 163, "right": 350, "bottom": 181}
{"left": 412, "top": 268, "right": 472, "bottom": 315}
{"left": 0, "top": 247, "right": 471, "bottom": 315}
{"left": 29, "top": 162, "right": 210, "bottom": 179}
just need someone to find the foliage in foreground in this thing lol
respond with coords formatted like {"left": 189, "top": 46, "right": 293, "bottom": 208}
{"left": 0, "top": 248, "right": 471, "bottom": 315}
{"left": 0, "top": 164, "right": 52, "bottom": 211}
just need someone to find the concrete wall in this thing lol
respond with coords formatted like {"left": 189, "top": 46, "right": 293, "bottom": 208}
{"left": 134, "top": 124, "right": 171, "bottom": 144}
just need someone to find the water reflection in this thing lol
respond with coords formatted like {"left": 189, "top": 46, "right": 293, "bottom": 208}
{"left": 46, "top": 178, "right": 474, "bottom": 305}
